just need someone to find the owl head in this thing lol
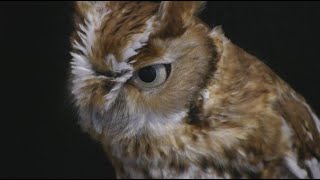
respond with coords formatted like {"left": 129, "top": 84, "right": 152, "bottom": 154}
{"left": 70, "top": 1, "right": 217, "bottom": 140}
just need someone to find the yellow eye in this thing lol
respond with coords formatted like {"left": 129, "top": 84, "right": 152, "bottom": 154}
{"left": 132, "top": 64, "right": 171, "bottom": 89}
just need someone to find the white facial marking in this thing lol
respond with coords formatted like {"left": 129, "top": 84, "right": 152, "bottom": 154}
{"left": 121, "top": 16, "right": 155, "bottom": 62}
{"left": 103, "top": 17, "right": 155, "bottom": 111}
{"left": 71, "top": 11, "right": 155, "bottom": 110}
{"left": 70, "top": 6, "right": 111, "bottom": 104}
{"left": 73, "top": 8, "right": 111, "bottom": 57}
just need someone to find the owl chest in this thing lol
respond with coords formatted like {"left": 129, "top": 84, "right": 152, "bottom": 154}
{"left": 108, "top": 143, "right": 308, "bottom": 179}
{"left": 113, "top": 157, "right": 225, "bottom": 179}
{"left": 108, "top": 144, "right": 226, "bottom": 179}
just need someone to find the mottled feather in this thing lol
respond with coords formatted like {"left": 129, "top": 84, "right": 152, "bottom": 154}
{"left": 69, "top": 1, "right": 320, "bottom": 179}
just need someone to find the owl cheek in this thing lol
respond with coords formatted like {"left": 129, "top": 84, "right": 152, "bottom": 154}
{"left": 76, "top": 83, "right": 107, "bottom": 111}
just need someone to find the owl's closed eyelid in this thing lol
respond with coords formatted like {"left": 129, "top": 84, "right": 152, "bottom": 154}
{"left": 133, "top": 62, "right": 172, "bottom": 72}
{"left": 131, "top": 56, "right": 175, "bottom": 70}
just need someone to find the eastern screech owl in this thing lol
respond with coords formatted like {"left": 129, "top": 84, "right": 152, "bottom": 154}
{"left": 69, "top": 1, "right": 320, "bottom": 179}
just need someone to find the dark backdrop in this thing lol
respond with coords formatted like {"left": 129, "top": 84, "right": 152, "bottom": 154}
{"left": 1, "top": 1, "right": 320, "bottom": 179}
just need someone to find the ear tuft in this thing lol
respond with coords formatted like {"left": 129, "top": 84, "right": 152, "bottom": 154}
{"left": 157, "top": 1, "right": 206, "bottom": 23}
{"left": 156, "top": 1, "right": 207, "bottom": 38}
{"left": 74, "top": 1, "right": 109, "bottom": 17}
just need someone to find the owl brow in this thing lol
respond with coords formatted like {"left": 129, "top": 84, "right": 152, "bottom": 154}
{"left": 95, "top": 69, "right": 131, "bottom": 78}
{"left": 136, "top": 55, "right": 176, "bottom": 69}
{"left": 101, "top": 17, "right": 157, "bottom": 109}
{"left": 154, "top": 56, "right": 175, "bottom": 65}
{"left": 120, "top": 16, "right": 155, "bottom": 62}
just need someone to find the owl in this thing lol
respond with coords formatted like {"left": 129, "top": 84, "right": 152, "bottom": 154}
{"left": 69, "top": 1, "right": 320, "bottom": 179}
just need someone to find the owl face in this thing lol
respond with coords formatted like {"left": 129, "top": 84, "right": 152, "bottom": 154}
{"left": 70, "top": 1, "right": 215, "bottom": 138}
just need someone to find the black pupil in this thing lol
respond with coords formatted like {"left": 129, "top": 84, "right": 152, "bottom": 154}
{"left": 138, "top": 66, "right": 156, "bottom": 83}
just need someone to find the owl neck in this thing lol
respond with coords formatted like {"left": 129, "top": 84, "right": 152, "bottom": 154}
{"left": 99, "top": 112, "right": 240, "bottom": 178}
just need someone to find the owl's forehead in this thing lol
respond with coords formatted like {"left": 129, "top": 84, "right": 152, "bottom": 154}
{"left": 75, "top": 2, "right": 159, "bottom": 71}
{"left": 99, "top": 2, "right": 158, "bottom": 55}
{"left": 73, "top": 1, "right": 208, "bottom": 74}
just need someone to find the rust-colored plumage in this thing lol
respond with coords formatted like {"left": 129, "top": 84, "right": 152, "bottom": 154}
{"left": 69, "top": 1, "right": 320, "bottom": 178}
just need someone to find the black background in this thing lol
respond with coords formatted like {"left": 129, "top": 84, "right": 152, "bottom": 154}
{"left": 1, "top": 1, "right": 320, "bottom": 179}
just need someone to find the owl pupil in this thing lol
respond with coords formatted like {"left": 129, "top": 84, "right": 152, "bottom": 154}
{"left": 138, "top": 66, "right": 156, "bottom": 83}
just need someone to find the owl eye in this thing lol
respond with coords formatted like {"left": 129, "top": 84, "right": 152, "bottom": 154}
{"left": 132, "top": 64, "right": 171, "bottom": 89}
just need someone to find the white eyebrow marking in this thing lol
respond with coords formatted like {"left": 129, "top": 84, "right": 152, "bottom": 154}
{"left": 70, "top": 6, "right": 111, "bottom": 104}
{"left": 120, "top": 16, "right": 155, "bottom": 62}
{"left": 103, "top": 16, "right": 156, "bottom": 111}
{"left": 73, "top": 7, "right": 111, "bottom": 57}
